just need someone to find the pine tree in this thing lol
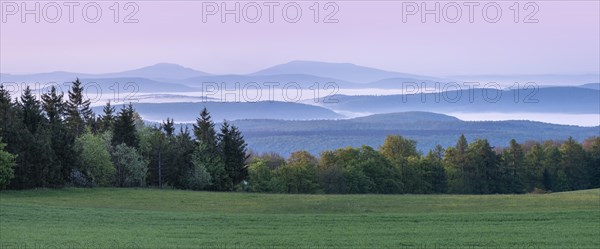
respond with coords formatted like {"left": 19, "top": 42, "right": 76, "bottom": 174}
{"left": 112, "top": 104, "right": 139, "bottom": 148}
{"left": 139, "top": 126, "right": 171, "bottom": 188}
{"left": 465, "top": 139, "right": 500, "bottom": 194}
{"left": 501, "top": 139, "right": 525, "bottom": 193}
{"left": 192, "top": 108, "right": 228, "bottom": 190}
{"left": 0, "top": 85, "right": 25, "bottom": 188}
{"left": 219, "top": 122, "right": 248, "bottom": 190}
{"left": 560, "top": 137, "right": 589, "bottom": 190}
{"left": 444, "top": 135, "right": 469, "bottom": 193}
{"left": 99, "top": 101, "right": 115, "bottom": 132}
{"left": 41, "top": 86, "right": 75, "bottom": 186}
{"left": 524, "top": 143, "right": 545, "bottom": 191}
{"left": 167, "top": 127, "right": 196, "bottom": 188}
{"left": 161, "top": 118, "right": 175, "bottom": 138}
{"left": 41, "top": 86, "right": 64, "bottom": 124}
{"left": 65, "top": 78, "right": 93, "bottom": 135}
{"left": 456, "top": 134, "right": 468, "bottom": 155}
{"left": 584, "top": 137, "right": 600, "bottom": 188}
{"left": 19, "top": 86, "right": 44, "bottom": 134}
{"left": 0, "top": 85, "right": 17, "bottom": 138}
{"left": 193, "top": 108, "right": 218, "bottom": 149}
{"left": 15, "top": 87, "right": 55, "bottom": 188}
{"left": 426, "top": 146, "right": 448, "bottom": 193}
{"left": 543, "top": 143, "right": 564, "bottom": 191}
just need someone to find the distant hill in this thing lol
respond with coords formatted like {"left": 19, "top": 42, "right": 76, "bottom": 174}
{"left": 450, "top": 74, "right": 600, "bottom": 86}
{"left": 200, "top": 112, "right": 599, "bottom": 156}
{"left": 319, "top": 87, "right": 600, "bottom": 114}
{"left": 580, "top": 83, "right": 600, "bottom": 90}
{"left": 0, "top": 63, "right": 211, "bottom": 83}
{"left": 22, "top": 77, "right": 198, "bottom": 96}
{"left": 3, "top": 63, "right": 597, "bottom": 95}
{"left": 78, "top": 77, "right": 198, "bottom": 93}
{"left": 0, "top": 63, "right": 209, "bottom": 93}
{"left": 179, "top": 73, "right": 359, "bottom": 89}
{"left": 251, "top": 60, "right": 447, "bottom": 83}
{"left": 351, "top": 112, "right": 460, "bottom": 123}
{"left": 102, "top": 63, "right": 211, "bottom": 80}
{"left": 99, "top": 101, "right": 345, "bottom": 122}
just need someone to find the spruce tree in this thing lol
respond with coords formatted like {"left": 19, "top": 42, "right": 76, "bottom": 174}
{"left": 0, "top": 85, "right": 25, "bottom": 188}
{"left": 112, "top": 103, "right": 139, "bottom": 148}
{"left": 41, "top": 86, "right": 64, "bottom": 124}
{"left": 585, "top": 137, "right": 600, "bottom": 188}
{"left": 0, "top": 85, "right": 17, "bottom": 138}
{"left": 65, "top": 78, "right": 93, "bottom": 135}
{"left": 193, "top": 108, "right": 218, "bottom": 148}
{"left": 167, "top": 127, "right": 196, "bottom": 188}
{"left": 19, "top": 86, "right": 44, "bottom": 134}
{"left": 444, "top": 135, "right": 469, "bottom": 193}
{"left": 193, "top": 108, "right": 227, "bottom": 190}
{"left": 465, "top": 139, "right": 500, "bottom": 194}
{"left": 560, "top": 137, "right": 589, "bottom": 190}
{"left": 41, "top": 86, "right": 75, "bottom": 186}
{"left": 161, "top": 118, "right": 175, "bottom": 138}
{"left": 501, "top": 139, "right": 525, "bottom": 193}
{"left": 219, "top": 122, "right": 248, "bottom": 190}
{"left": 524, "top": 144, "right": 545, "bottom": 191}
{"left": 99, "top": 101, "right": 115, "bottom": 132}
{"left": 15, "top": 87, "right": 55, "bottom": 188}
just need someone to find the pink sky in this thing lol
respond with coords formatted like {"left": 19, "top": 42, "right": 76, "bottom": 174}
{"left": 1, "top": 0, "right": 599, "bottom": 76}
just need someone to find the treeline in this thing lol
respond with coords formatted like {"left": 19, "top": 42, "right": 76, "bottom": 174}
{"left": 1, "top": 80, "right": 599, "bottom": 194}
{"left": 0, "top": 80, "right": 248, "bottom": 190}
{"left": 248, "top": 135, "right": 600, "bottom": 194}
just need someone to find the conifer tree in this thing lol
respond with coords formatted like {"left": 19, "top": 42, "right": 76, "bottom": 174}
{"left": 15, "top": 87, "right": 55, "bottom": 188}
{"left": 560, "top": 137, "right": 589, "bottom": 190}
{"left": 219, "top": 122, "right": 248, "bottom": 190}
{"left": 193, "top": 108, "right": 228, "bottom": 190}
{"left": 161, "top": 118, "right": 175, "bottom": 137}
{"left": 465, "top": 139, "right": 500, "bottom": 194}
{"left": 20, "top": 86, "right": 44, "bottom": 134}
{"left": 112, "top": 103, "right": 139, "bottom": 148}
{"left": 501, "top": 139, "right": 526, "bottom": 193}
{"left": 41, "top": 86, "right": 64, "bottom": 124}
{"left": 41, "top": 86, "right": 75, "bottom": 186}
{"left": 65, "top": 78, "right": 93, "bottom": 135}
{"left": 99, "top": 101, "right": 115, "bottom": 132}
{"left": 167, "top": 127, "right": 196, "bottom": 188}
{"left": 193, "top": 108, "right": 218, "bottom": 149}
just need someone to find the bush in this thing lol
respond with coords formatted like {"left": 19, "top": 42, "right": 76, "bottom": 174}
{"left": 183, "top": 161, "right": 211, "bottom": 190}
{"left": 0, "top": 138, "right": 16, "bottom": 189}
{"left": 75, "top": 132, "right": 115, "bottom": 187}
{"left": 69, "top": 169, "right": 93, "bottom": 188}
{"left": 113, "top": 143, "right": 148, "bottom": 187}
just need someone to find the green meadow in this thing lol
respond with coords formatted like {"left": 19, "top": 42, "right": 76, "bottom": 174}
{"left": 1, "top": 188, "right": 599, "bottom": 249}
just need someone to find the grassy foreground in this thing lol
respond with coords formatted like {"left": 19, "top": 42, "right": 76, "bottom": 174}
{"left": 1, "top": 188, "right": 599, "bottom": 249}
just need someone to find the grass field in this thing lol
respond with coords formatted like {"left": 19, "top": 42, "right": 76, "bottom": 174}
{"left": 1, "top": 188, "right": 599, "bottom": 249}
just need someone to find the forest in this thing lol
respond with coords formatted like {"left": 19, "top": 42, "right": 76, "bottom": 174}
{"left": 0, "top": 80, "right": 599, "bottom": 194}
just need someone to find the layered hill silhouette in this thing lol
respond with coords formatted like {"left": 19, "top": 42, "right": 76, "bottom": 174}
{"left": 319, "top": 87, "right": 600, "bottom": 114}
{"left": 216, "top": 112, "right": 599, "bottom": 156}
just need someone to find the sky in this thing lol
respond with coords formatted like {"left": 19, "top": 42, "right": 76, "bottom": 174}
{"left": 1, "top": 0, "right": 599, "bottom": 76}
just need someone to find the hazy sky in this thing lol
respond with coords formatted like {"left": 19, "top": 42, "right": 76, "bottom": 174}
{"left": 1, "top": 0, "right": 599, "bottom": 76}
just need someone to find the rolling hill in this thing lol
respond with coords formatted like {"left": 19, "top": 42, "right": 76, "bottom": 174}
{"left": 199, "top": 112, "right": 600, "bottom": 156}
{"left": 98, "top": 101, "right": 345, "bottom": 122}
{"left": 318, "top": 87, "right": 600, "bottom": 114}
{"left": 251, "top": 60, "right": 448, "bottom": 83}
